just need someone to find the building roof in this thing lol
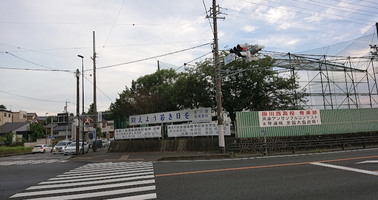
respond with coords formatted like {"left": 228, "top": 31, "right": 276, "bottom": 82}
{"left": 0, "top": 122, "right": 30, "bottom": 134}
{"left": 54, "top": 125, "right": 72, "bottom": 131}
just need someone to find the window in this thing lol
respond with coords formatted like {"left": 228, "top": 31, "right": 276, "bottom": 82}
{"left": 4, "top": 113, "right": 6, "bottom": 117}
{"left": 8, "top": 114, "right": 11, "bottom": 117}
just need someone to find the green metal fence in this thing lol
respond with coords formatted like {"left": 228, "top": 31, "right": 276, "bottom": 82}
{"left": 236, "top": 108, "right": 378, "bottom": 138}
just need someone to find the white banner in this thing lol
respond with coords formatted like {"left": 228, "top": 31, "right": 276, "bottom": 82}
{"left": 167, "top": 122, "right": 231, "bottom": 137}
{"left": 129, "top": 108, "right": 211, "bottom": 125}
{"left": 114, "top": 126, "right": 161, "bottom": 140}
{"left": 258, "top": 110, "right": 321, "bottom": 127}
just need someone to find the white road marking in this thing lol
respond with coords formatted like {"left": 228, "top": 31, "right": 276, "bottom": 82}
{"left": 311, "top": 162, "right": 378, "bottom": 176}
{"left": 26, "top": 186, "right": 156, "bottom": 200}
{"left": 355, "top": 160, "right": 378, "bottom": 164}
{"left": 10, "top": 161, "right": 157, "bottom": 199}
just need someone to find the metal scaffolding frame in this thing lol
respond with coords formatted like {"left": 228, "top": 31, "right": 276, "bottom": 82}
{"left": 270, "top": 52, "right": 378, "bottom": 110}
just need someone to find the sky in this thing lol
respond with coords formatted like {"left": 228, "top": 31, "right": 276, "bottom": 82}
{"left": 1, "top": 0, "right": 378, "bottom": 117}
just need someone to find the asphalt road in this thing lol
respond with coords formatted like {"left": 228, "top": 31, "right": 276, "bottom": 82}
{"left": 153, "top": 149, "right": 378, "bottom": 200}
{"left": 1, "top": 149, "right": 377, "bottom": 199}
{"left": 0, "top": 153, "right": 87, "bottom": 199}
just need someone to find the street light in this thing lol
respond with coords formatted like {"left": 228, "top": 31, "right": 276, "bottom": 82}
{"left": 78, "top": 55, "right": 85, "bottom": 154}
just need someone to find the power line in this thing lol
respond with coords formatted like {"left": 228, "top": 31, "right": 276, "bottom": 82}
{"left": 0, "top": 67, "right": 74, "bottom": 73}
{"left": 175, "top": 52, "right": 213, "bottom": 71}
{"left": 84, "top": 75, "right": 113, "bottom": 102}
{"left": 0, "top": 89, "right": 67, "bottom": 103}
{"left": 96, "top": 43, "right": 211, "bottom": 70}
{"left": 99, "top": 0, "right": 125, "bottom": 57}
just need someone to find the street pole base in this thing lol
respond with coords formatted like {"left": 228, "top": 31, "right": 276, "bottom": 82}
{"left": 219, "top": 147, "right": 225, "bottom": 154}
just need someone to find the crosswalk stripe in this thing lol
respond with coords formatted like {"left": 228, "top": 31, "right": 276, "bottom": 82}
{"left": 47, "top": 168, "right": 154, "bottom": 182}
{"left": 59, "top": 165, "right": 153, "bottom": 176}
{"left": 29, "top": 174, "right": 155, "bottom": 190}
{"left": 25, "top": 186, "right": 156, "bottom": 200}
{"left": 106, "top": 193, "right": 157, "bottom": 200}
{"left": 11, "top": 179, "right": 155, "bottom": 198}
{"left": 10, "top": 161, "right": 157, "bottom": 199}
{"left": 0, "top": 159, "right": 69, "bottom": 166}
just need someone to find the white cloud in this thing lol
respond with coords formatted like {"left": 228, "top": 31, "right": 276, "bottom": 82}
{"left": 242, "top": 25, "right": 257, "bottom": 33}
{"left": 0, "top": 0, "right": 377, "bottom": 115}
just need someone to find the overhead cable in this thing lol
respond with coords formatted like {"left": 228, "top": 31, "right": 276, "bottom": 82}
{"left": 96, "top": 43, "right": 211, "bottom": 70}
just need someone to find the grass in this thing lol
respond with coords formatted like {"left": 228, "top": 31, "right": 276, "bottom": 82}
{"left": 0, "top": 146, "right": 33, "bottom": 155}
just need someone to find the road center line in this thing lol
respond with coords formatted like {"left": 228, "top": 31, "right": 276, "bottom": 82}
{"left": 311, "top": 162, "right": 378, "bottom": 176}
{"left": 155, "top": 155, "right": 378, "bottom": 177}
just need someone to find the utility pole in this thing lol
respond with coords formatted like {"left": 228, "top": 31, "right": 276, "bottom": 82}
{"left": 65, "top": 100, "right": 69, "bottom": 140}
{"left": 92, "top": 31, "right": 98, "bottom": 152}
{"left": 78, "top": 54, "right": 85, "bottom": 153}
{"left": 209, "top": 0, "right": 225, "bottom": 154}
{"left": 75, "top": 69, "right": 80, "bottom": 155}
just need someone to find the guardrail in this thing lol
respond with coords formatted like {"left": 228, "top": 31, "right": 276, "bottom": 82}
{"left": 226, "top": 136, "right": 378, "bottom": 154}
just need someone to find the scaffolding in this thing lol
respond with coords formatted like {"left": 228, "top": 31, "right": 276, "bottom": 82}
{"left": 263, "top": 23, "right": 378, "bottom": 110}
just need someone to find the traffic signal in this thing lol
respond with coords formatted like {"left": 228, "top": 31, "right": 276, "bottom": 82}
{"left": 230, "top": 43, "right": 249, "bottom": 58}
{"left": 84, "top": 118, "right": 90, "bottom": 127}
{"left": 249, "top": 44, "right": 265, "bottom": 55}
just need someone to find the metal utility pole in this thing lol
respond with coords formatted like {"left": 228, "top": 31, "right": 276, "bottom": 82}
{"left": 75, "top": 69, "right": 80, "bottom": 155}
{"left": 78, "top": 54, "right": 85, "bottom": 153}
{"left": 210, "top": 0, "right": 225, "bottom": 154}
{"left": 92, "top": 31, "right": 98, "bottom": 152}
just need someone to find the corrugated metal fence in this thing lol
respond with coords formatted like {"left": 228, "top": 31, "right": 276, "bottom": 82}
{"left": 236, "top": 108, "right": 378, "bottom": 138}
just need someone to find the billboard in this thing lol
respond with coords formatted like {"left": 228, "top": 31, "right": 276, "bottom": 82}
{"left": 167, "top": 122, "right": 231, "bottom": 137}
{"left": 258, "top": 110, "right": 321, "bottom": 127}
{"left": 114, "top": 126, "right": 162, "bottom": 140}
{"left": 129, "top": 108, "right": 211, "bottom": 125}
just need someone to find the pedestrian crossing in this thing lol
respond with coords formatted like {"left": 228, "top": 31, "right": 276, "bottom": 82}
{"left": 9, "top": 161, "right": 157, "bottom": 199}
{"left": 0, "top": 158, "right": 70, "bottom": 166}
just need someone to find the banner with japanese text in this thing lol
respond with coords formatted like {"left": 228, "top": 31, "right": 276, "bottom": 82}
{"left": 129, "top": 108, "right": 211, "bottom": 125}
{"left": 114, "top": 126, "right": 161, "bottom": 140}
{"left": 258, "top": 110, "right": 321, "bottom": 127}
{"left": 167, "top": 122, "right": 231, "bottom": 137}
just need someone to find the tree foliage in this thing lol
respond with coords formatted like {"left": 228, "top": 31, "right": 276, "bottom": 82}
{"left": 29, "top": 123, "right": 46, "bottom": 141}
{"left": 109, "top": 55, "right": 307, "bottom": 123}
{"left": 0, "top": 105, "right": 6, "bottom": 109}
{"left": 0, "top": 132, "right": 14, "bottom": 146}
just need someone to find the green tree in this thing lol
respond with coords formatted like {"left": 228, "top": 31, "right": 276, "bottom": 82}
{"left": 29, "top": 123, "right": 46, "bottom": 141}
{"left": 85, "top": 103, "right": 96, "bottom": 115}
{"left": 172, "top": 63, "right": 214, "bottom": 110}
{"left": 0, "top": 105, "right": 6, "bottom": 109}
{"left": 220, "top": 55, "right": 307, "bottom": 122}
{"left": 96, "top": 127, "right": 102, "bottom": 138}
{"left": 110, "top": 86, "right": 136, "bottom": 120}
{"left": 1, "top": 132, "right": 14, "bottom": 146}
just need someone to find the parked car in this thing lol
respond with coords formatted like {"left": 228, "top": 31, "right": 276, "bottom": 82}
{"left": 88, "top": 139, "right": 102, "bottom": 149}
{"left": 53, "top": 140, "right": 72, "bottom": 154}
{"left": 102, "top": 140, "right": 110, "bottom": 148}
{"left": 63, "top": 142, "right": 89, "bottom": 156}
{"left": 32, "top": 144, "right": 52, "bottom": 154}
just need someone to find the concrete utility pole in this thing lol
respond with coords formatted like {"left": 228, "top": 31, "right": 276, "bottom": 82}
{"left": 92, "top": 31, "right": 98, "bottom": 152}
{"left": 211, "top": 0, "right": 225, "bottom": 154}
{"left": 75, "top": 69, "right": 80, "bottom": 155}
{"left": 78, "top": 54, "right": 85, "bottom": 154}
{"left": 65, "top": 100, "right": 69, "bottom": 140}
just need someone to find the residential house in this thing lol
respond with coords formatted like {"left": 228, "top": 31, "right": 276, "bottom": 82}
{"left": 0, "top": 122, "right": 30, "bottom": 142}
{"left": 27, "top": 113, "right": 38, "bottom": 121}
{"left": 0, "top": 108, "right": 13, "bottom": 126}
{"left": 12, "top": 110, "right": 27, "bottom": 123}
